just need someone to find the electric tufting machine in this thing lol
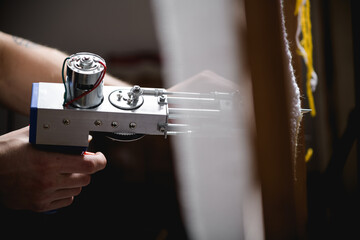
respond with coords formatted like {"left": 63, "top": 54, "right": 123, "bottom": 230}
{"left": 29, "top": 52, "right": 239, "bottom": 152}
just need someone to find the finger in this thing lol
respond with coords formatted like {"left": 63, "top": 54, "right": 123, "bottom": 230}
{"left": 58, "top": 152, "right": 107, "bottom": 174}
{"left": 49, "top": 188, "right": 82, "bottom": 202}
{"left": 81, "top": 152, "right": 107, "bottom": 174}
{"left": 83, "top": 151, "right": 95, "bottom": 155}
{"left": 58, "top": 173, "right": 90, "bottom": 189}
{"left": 47, "top": 197, "right": 74, "bottom": 211}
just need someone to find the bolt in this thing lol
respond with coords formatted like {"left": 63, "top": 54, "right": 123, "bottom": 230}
{"left": 117, "top": 93, "right": 122, "bottom": 101}
{"left": 43, "top": 124, "right": 50, "bottom": 129}
{"left": 111, "top": 121, "right": 118, "bottom": 128}
{"left": 128, "top": 85, "right": 143, "bottom": 104}
{"left": 129, "top": 122, "right": 136, "bottom": 129}
{"left": 159, "top": 126, "right": 166, "bottom": 132}
{"left": 63, "top": 119, "right": 70, "bottom": 125}
{"left": 132, "top": 85, "right": 141, "bottom": 93}
{"left": 159, "top": 95, "right": 166, "bottom": 103}
{"left": 94, "top": 120, "right": 102, "bottom": 126}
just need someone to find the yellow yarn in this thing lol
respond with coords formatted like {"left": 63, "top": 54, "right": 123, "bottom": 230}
{"left": 295, "top": 0, "right": 316, "bottom": 117}
{"left": 295, "top": 0, "right": 316, "bottom": 162}
{"left": 305, "top": 148, "right": 313, "bottom": 162}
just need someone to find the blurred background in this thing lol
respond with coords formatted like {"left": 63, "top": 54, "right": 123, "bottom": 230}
{"left": 305, "top": 0, "right": 360, "bottom": 238}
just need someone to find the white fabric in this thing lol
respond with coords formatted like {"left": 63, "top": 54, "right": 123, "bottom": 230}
{"left": 152, "top": 0, "right": 264, "bottom": 239}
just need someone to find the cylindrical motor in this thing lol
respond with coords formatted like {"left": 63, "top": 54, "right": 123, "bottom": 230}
{"left": 65, "top": 52, "right": 106, "bottom": 108}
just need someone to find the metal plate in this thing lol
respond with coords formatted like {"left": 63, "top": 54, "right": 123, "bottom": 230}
{"left": 108, "top": 89, "right": 144, "bottom": 110}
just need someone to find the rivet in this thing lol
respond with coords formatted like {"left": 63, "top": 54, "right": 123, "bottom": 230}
{"left": 129, "top": 122, "right": 136, "bottom": 129}
{"left": 94, "top": 120, "right": 102, "bottom": 126}
{"left": 63, "top": 119, "right": 70, "bottom": 125}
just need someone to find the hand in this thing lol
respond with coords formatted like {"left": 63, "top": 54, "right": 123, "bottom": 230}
{"left": 0, "top": 126, "right": 107, "bottom": 212}
{"left": 168, "top": 70, "right": 239, "bottom": 93}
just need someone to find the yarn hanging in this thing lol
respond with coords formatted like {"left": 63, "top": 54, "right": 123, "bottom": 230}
{"left": 295, "top": 0, "right": 317, "bottom": 117}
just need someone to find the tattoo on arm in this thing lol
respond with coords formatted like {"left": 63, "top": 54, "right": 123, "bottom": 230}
{"left": 12, "top": 36, "right": 37, "bottom": 48}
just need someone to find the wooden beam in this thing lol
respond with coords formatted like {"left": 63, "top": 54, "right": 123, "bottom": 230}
{"left": 243, "top": 0, "right": 302, "bottom": 238}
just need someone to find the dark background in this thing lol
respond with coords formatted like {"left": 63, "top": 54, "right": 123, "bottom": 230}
{"left": 0, "top": 0, "right": 187, "bottom": 238}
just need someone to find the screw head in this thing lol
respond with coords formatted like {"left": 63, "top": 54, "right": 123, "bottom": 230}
{"left": 43, "top": 123, "right": 50, "bottom": 129}
{"left": 159, "top": 95, "right": 166, "bottom": 103}
{"left": 94, "top": 120, "right": 102, "bottom": 126}
{"left": 132, "top": 85, "right": 141, "bottom": 93}
{"left": 129, "top": 122, "right": 136, "bottom": 129}
{"left": 117, "top": 93, "right": 122, "bottom": 101}
{"left": 111, "top": 121, "right": 118, "bottom": 128}
{"left": 63, "top": 119, "right": 70, "bottom": 125}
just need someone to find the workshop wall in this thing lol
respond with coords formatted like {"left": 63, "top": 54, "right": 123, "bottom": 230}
{"left": 0, "top": 0, "right": 159, "bottom": 56}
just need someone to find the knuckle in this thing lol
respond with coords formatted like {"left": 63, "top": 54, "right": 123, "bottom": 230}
{"left": 83, "top": 159, "right": 96, "bottom": 173}
{"left": 37, "top": 176, "right": 54, "bottom": 192}
{"left": 33, "top": 153, "right": 51, "bottom": 168}
{"left": 96, "top": 152, "right": 107, "bottom": 169}
{"left": 77, "top": 174, "right": 91, "bottom": 187}
{"left": 83, "top": 175, "right": 91, "bottom": 186}
{"left": 63, "top": 197, "right": 74, "bottom": 207}
{"left": 31, "top": 200, "right": 48, "bottom": 212}
{"left": 32, "top": 158, "right": 57, "bottom": 179}
{"left": 29, "top": 192, "right": 51, "bottom": 212}
{"left": 74, "top": 187, "right": 82, "bottom": 196}
{"left": 81, "top": 153, "right": 107, "bottom": 173}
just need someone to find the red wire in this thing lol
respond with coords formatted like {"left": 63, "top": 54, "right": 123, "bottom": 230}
{"left": 64, "top": 61, "right": 107, "bottom": 108}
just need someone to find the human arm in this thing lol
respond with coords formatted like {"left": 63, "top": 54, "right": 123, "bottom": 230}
{"left": 0, "top": 31, "right": 129, "bottom": 116}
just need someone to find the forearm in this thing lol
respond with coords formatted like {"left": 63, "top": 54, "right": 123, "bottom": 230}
{"left": 0, "top": 31, "right": 129, "bottom": 116}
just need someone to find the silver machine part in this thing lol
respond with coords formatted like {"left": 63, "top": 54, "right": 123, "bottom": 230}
{"left": 33, "top": 83, "right": 239, "bottom": 147}
{"left": 108, "top": 85, "right": 145, "bottom": 110}
{"left": 34, "top": 83, "right": 168, "bottom": 147}
{"left": 65, "top": 52, "right": 106, "bottom": 108}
